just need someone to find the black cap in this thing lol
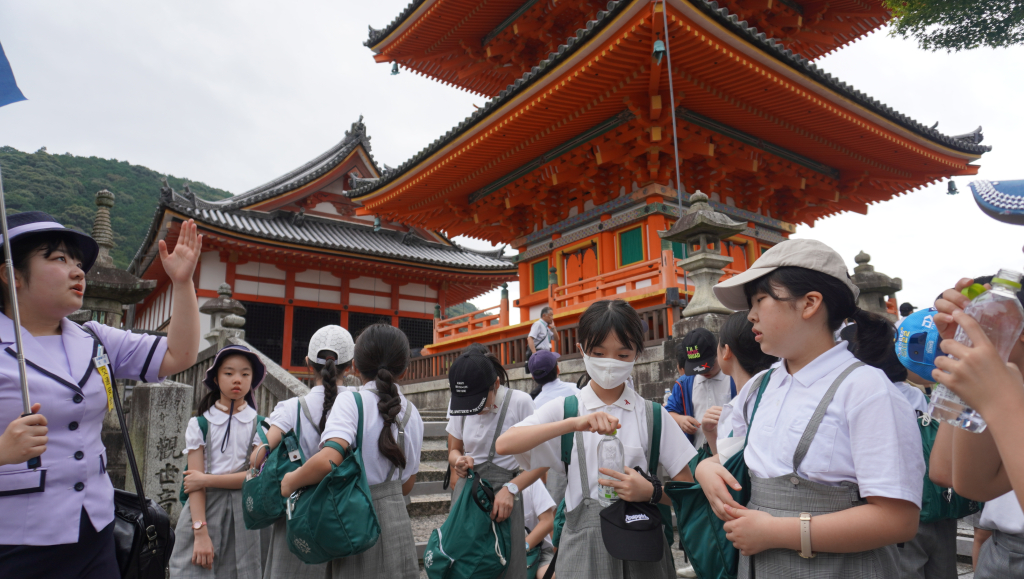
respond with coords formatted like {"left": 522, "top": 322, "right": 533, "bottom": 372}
{"left": 447, "top": 351, "right": 498, "bottom": 416}
{"left": 599, "top": 500, "right": 665, "bottom": 562}
{"left": 680, "top": 328, "right": 717, "bottom": 376}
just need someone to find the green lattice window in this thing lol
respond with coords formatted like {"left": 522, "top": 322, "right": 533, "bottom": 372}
{"left": 619, "top": 227, "right": 644, "bottom": 266}
{"left": 531, "top": 260, "right": 549, "bottom": 293}
{"left": 671, "top": 241, "right": 689, "bottom": 260}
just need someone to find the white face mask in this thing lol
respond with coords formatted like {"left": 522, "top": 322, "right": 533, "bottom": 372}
{"left": 582, "top": 353, "right": 635, "bottom": 390}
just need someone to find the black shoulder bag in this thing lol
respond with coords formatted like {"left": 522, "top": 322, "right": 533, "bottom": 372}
{"left": 81, "top": 325, "right": 174, "bottom": 579}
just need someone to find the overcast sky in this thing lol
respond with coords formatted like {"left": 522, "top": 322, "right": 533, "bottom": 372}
{"left": 2, "top": 1, "right": 1021, "bottom": 324}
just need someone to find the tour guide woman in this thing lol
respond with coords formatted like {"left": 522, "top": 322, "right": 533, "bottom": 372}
{"left": 0, "top": 211, "right": 203, "bottom": 578}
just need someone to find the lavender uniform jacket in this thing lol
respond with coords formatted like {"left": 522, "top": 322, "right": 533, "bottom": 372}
{"left": 0, "top": 315, "right": 167, "bottom": 546}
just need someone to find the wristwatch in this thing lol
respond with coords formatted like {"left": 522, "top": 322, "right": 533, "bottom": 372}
{"left": 799, "top": 513, "right": 815, "bottom": 559}
{"left": 503, "top": 482, "right": 519, "bottom": 496}
{"left": 192, "top": 521, "right": 207, "bottom": 531}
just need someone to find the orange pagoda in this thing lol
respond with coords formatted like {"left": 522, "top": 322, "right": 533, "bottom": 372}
{"left": 353, "top": 0, "right": 989, "bottom": 376}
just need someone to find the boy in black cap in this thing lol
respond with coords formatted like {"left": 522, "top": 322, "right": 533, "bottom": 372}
{"left": 664, "top": 328, "right": 736, "bottom": 450}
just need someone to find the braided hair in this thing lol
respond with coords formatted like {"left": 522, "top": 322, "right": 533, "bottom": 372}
{"left": 354, "top": 323, "right": 410, "bottom": 469}
{"left": 307, "top": 352, "right": 353, "bottom": 433}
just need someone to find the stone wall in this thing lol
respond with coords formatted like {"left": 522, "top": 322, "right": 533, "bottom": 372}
{"left": 403, "top": 340, "right": 681, "bottom": 412}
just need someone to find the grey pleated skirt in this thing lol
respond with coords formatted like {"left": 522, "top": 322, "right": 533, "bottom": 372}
{"left": 260, "top": 517, "right": 326, "bottom": 579}
{"left": 325, "top": 479, "right": 418, "bottom": 579}
{"left": 169, "top": 488, "right": 263, "bottom": 579}
{"left": 975, "top": 530, "right": 1024, "bottom": 578}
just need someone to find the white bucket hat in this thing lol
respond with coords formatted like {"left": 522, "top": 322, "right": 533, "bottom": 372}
{"left": 307, "top": 325, "right": 355, "bottom": 365}
{"left": 713, "top": 239, "right": 859, "bottom": 311}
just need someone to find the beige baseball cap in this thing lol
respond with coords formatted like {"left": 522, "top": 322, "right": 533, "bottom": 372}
{"left": 713, "top": 239, "right": 859, "bottom": 311}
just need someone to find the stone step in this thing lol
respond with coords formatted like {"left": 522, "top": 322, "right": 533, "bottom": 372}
{"left": 423, "top": 422, "right": 449, "bottom": 439}
{"left": 421, "top": 438, "right": 448, "bottom": 462}
{"left": 416, "top": 460, "right": 449, "bottom": 482}
{"left": 420, "top": 410, "right": 449, "bottom": 421}
{"left": 409, "top": 480, "right": 448, "bottom": 497}
{"left": 406, "top": 493, "right": 452, "bottom": 517}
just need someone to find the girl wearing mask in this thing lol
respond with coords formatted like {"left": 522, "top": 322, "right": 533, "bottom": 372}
{"left": 496, "top": 299, "right": 695, "bottom": 578}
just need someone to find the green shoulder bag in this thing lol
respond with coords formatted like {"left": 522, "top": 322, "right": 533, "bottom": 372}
{"left": 243, "top": 398, "right": 311, "bottom": 529}
{"left": 423, "top": 467, "right": 511, "bottom": 579}
{"left": 918, "top": 413, "right": 981, "bottom": 523}
{"left": 550, "top": 395, "right": 578, "bottom": 548}
{"left": 285, "top": 392, "right": 380, "bottom": 565}
{"left": 664, "top": 369, "right": 773, "bottom": 579}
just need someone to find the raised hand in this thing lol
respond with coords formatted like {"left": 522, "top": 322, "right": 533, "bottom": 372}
{"left": 159, "top": 219, "right": 203, "bottom": 285}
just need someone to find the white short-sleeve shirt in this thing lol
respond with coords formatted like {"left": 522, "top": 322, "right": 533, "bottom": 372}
{"left": 980, "top": 492, "right": 1024, "bottom": 535}
{"left": 533, "top": 379, "right": 578, "bottom": 410}
{"left": 184, "top": 404, "right": 259, "bottom": 475}
{"left": 522, "top": 481, "right": 557, "bottom": 549}
{"left": 265, "top": 386, "right": 325, "bottom": 460}
{"left": 512, "top": 384, "right": 696, "bottom": 511}
{"left": 893, "top": 382, "right": 928, "bottom": 414}
{"left": 321, "top": 384, "right": 424, "bottom": 485}
{"left": 718, "top": 343, "right": 925, "bottom": 507}
{"left": 529, "top": 320, "right": 553, "bottom": 350}
{"left": 447, "top": 387, "right": 535, "bottom": 471}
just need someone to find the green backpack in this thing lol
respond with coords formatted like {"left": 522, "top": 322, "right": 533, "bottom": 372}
{"left": 180, "top": 413, "right": 265, "bottom": 505}
{"left": 423, "top": 468, "right": 511, "bottom": 579}
{"left": 663, "top": 369, "right": 773, "bottom": 579}
{"left": 551, "top": 396, "right": 674, "bottom": 548}
{"left": 917, "top": 413, "right": 981, "bottom": 523}
{"left": 243, "top": 397, "right": 315, "bottom": 529}
{"left": 284, "top": 392, "right": 381, "bottom": 564}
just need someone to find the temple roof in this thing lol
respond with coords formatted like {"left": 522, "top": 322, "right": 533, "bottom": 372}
{"left": 207, "top": 116, "right": 382, "bottom": 212}
{"left": 351, "top": 0, "right": 989, "bottom": 205}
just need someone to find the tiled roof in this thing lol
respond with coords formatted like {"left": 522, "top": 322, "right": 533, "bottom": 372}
{"left": 210, "top": 116, "right": 381, "bottom": 212}
{"left": 351, "top": 0, "right": 989, "bottom": 200}
{"left": 366, "top": 0, "right": 428, "bottom": 48}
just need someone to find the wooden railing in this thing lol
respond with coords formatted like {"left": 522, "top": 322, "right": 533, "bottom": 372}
{"left": 551, "top": 251, "right": 677, "bottom": 312}
{"left": 434, "top": 301, "right": 509, "bottom": 341}
{"left": 404, "top": 303, "right": 680, "bottom": 385}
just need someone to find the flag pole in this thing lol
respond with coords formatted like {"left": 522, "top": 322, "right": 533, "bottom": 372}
{"left": 0, "top": 163, "right": 38, "bottom": 469}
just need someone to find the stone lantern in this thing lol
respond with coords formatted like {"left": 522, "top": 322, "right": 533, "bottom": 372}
{"left": 200, "top": 283, "right": 247, "bottom": 348}
{"left": 850, "top": 251, "right": 902, "bottom": 322}
{"left": 659, "top": 191, "right": 747, "bottom": 337}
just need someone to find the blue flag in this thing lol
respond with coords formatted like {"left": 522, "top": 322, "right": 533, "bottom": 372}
{"left": 0, "top": 40, "right": 26, "bottom": 108}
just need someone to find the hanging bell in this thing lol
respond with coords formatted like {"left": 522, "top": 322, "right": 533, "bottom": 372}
{"left": 947, "top": 181, "right": 959, "bottom": 195}
{"left": 652, "top": 40, "right": 666, "bottom": 65}
{"left": 391, "top": 62, "right": 400, "bottom": 75}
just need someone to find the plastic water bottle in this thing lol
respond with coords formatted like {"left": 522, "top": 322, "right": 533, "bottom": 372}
{"left": 927, "top": 269, "right": 1024, "bottom": 432}
{"left": 663, "top": 388, "right": 671, "bottom": 406}
{"left": 597, "top": 430, "right": 624, "bottom": 507}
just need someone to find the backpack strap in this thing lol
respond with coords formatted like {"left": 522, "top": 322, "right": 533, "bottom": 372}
{"left": 299, "top": 396, "right": 320, "bottom": 435}
{"left": 560, "top": 396, "right": 579, "bottom": 472}
{"left": 791, "top": 362, "right": 863, "bottom": 473}
{"left": 385, "top": 402, "right": 414, "bottom": 482}
{"left": 487, "top": 387, "right": 513, "bottom": 462}
{"left": 353, "top": 392, "right": 364, "bottom": 450}
{"left": 647, "top": 400, "right": 662, "bottom": 474}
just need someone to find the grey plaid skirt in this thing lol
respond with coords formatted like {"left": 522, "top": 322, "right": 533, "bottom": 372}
{"left": 975, "top": 529, "right": 1024, "bottom": 578}
{"left": 325, "top": 479, "right": 418, "bottom": 579}
{"left": 260, "top": 517, "right": 325, "bottom": 579}
{"left": 738, "top": 475, "right": 900, "bottom": 579}
{"left": 555, "top": 497, "right": 674, "bottom": 579}
{"left": 169, "top": 488, "right": 263, "bottom": 579}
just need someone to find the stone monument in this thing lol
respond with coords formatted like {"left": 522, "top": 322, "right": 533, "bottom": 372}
{"left": 200, "top": 283, "right": 247, "bottom": 349}
{"left": 660, "top": 191, "right": 748, "bottom": 338}
{"left": 124, "top": 380, "right": 193, "bottom": 527}
{"left": 850, "top": 251, "right": 902, "bottom": 323}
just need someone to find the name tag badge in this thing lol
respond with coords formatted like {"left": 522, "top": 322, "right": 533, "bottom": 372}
{"left": 93, "top": 347, "right": 114, "bottom": 412}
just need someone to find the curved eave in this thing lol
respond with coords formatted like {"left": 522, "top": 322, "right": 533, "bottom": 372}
{"left": 353, "top": 0, "right": 985, "bottom": 213}
{"left": 242, "top": 145, "right": 373, "bottom": 211}
{"left": 367, "top": 0, "right": 438, "bottom": 53}
{"left": 165, "top": 210, "right": 517, "bottom": 275}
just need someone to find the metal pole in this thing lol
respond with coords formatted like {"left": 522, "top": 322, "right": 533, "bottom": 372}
{"left": 661, "top": 0, "right": 686, "bottom": 216}
{"left": 0, "top": 163, "right": 38, "bottom": 469}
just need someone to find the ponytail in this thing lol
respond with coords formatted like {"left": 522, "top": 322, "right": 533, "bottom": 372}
{"left": 744, "top": 266, "right": 894, "bottom": 370}
{"left": 354, "top": 324, "right": 410, "bottom": 470}
{"left": 307, "top": 351, "right": 352, "bottom": 433}
{"left": 196, "top": 389, "right": 219, "bottom": 417}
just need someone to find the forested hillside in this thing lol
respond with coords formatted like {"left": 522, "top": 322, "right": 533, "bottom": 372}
{"left": 0, "top": 146, "right": 233, "bottom": 268}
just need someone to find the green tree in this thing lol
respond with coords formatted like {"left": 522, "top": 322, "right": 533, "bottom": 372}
{"left": 0, "top": 146, "right": 233, "bottom": 268}
{"left": 886, "top": 0, "right": 1024, "bottom": 51}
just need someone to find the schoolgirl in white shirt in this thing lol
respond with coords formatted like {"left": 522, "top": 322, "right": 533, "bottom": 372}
{"left": 249, "top": 324, "right": 355, "bottom": 579}
{"left": 280, "top": 323, "right": 424, "bottom": 578}
{"left": 446, "top": 344, "right": 547, "bottom": 579}
{"left": 169, "top": 345, "right": 267, "bottom": 579}
{"left": 697, "top": 239, "right": 924, "bottom": 578}
{"left": 496, "top": 299, "right": 696, "bottom": 579}
{"left": 522, "top": 481, "right": 556, "bottom": 579}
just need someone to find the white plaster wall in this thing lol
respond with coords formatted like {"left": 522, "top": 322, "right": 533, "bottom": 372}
{"left": 198, "top": 252, "right": 225, "bottom": 291}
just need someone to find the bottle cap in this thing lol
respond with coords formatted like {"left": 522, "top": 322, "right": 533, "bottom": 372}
{"left": 608, "top": 429, "right": 617, "bottom": 436}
